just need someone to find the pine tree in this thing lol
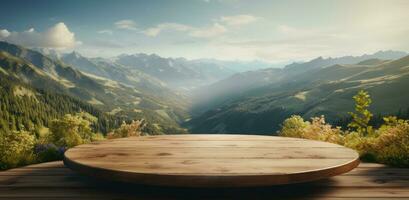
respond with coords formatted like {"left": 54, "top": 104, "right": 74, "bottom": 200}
{"left": 348, "top": 90, "right": 373, "bottom": 136}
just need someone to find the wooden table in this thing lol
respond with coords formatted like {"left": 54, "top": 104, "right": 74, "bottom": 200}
{"left": 64, "top": 135, "right": 359, "bottom": 187}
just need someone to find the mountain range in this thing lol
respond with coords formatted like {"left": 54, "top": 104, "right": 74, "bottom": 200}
{"left": 0, "top": 42, "right": 187, "bottom": 134}
{"left": 39, "top": 49, "right": 274, "bottom": 91}
{"left": 187, "top": 51, "right": 409, "bottom": 134}
{"left": 2, "top": 40, "right": 408, "bottom": 135}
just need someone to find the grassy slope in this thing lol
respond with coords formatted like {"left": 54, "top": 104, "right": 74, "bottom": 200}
{"left": 0, "top": 42, "right": 188, "bottom": 134}
{"left": 187, "top": 56, "right": 409, "bottom": 134}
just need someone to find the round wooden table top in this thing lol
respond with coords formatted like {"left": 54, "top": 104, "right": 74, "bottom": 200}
{"left": 64, "top": 134, "right": 360, "bottom": 187}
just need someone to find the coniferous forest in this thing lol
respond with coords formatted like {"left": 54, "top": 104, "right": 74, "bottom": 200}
{"left": 0, "top": 74, "right": 124, "bottom": 135}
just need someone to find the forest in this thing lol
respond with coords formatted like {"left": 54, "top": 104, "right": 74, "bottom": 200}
{"left": 1, "top": 87, "right": 408, "bottom": 169}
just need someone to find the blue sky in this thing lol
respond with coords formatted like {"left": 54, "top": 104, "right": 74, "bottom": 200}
{"left": 1, "top": 0, "right": 409, "bottom": 62}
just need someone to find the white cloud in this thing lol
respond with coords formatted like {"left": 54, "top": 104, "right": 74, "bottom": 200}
{"left": 218, "top": 19, "right": 409, "bottom": 62}
{"left": 0, "top": 29, "right": 10, "bottom": 38}
{"left": 143, "top": 22, "right": 227, "bottom": 38}
{"left": 142, "top": 14, "right": 256, "bottom": 38}
{"left": 0, "top": 22, "right": 78, "bottom": 49}
{"left": 143, "top": 23, "right": 191, "bottom": 37}
{"left": 189, "top": 23, "right": 227, "bottom": 38}
{"left": 115, "top": 20, "right": 137, "bottom": 30}
{"left": 98, "top": 29, "right": 113, "bottom": 35}
{"left": 219, "top": 15, "right": 259, "bottom": 26}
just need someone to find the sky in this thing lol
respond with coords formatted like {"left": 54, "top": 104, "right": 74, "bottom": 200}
{"left": 0, "top": 0, "right": 409, "bottom": 63}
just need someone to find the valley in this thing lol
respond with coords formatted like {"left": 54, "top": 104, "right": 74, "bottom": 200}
{"left": 187, "top": 51, "right": 409, "bottom": 134}
{"left": 1, "top": 41, "right": 409, "bottom": 136}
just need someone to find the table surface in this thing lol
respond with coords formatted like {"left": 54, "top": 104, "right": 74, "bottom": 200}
{"left": 64, "top": 134, "right": 359, "bottom": 187}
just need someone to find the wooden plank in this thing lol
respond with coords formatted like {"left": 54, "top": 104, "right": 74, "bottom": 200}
{"left": 67, "top": 147, "right": 356, "bottom": 159}
{"left": 0, "top": 187, "right": 408, "bottom": 198}
{"left": 0, "top": 198, "right": 403, "bottom": 200}
{"left": 79, "top": 140, "right": 343, "bottom": 148}
{"left": 117, "top": 134, "right": 308, "bottom": 140}
{"left": 1, "top": 172, "right": 409, "bottom": 188}
{"left": 0, "top": 161, "right": 409, "bottom": 199}
{"left": 66, "top": 158, "right": 356, "bottom": 174}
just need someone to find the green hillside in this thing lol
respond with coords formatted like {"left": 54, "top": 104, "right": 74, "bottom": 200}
{"left": 0, "top": 74, "right": 124, "bottom": 134}
{"left": 187, "top": 55, "right": 409, "bottom": 134}
{"left": 0, "top": 42, "right": 188, "bottom": 134}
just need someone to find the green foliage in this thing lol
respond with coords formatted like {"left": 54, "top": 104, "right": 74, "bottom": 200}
{"left": 34, "top": 144, "right": 64, "bottom": 163}
{"left": 107, "top": 120, "right": 146, "bottom": 139}
{"left": 372, "top": 118, "right": 409, "bottom": 166}
{"left": 49, "top": 112, "right": 103, "bottom": 147}
{"left": 279, "top": 115, "right": 309, "bottom": 138}
{"left": 0, "top": 112, "right": 107, "bottom": 169}
{"left": 348, "top": 90, "right": 373, "bottom": 136}
{"left": 0, "top": 130, "right": 36, "bottom": 169}
{"left": 0, "top": 74, "right": 124, "bottom": 135}
{"left": 278, "top": 90, "right": 409, "bottom": 167}
{"left": 279, "top": 115, "right": 345, "bottom": 144}
{"left": 0, "top": 110, "right": 150, "bottom": 170}
{"left": 279, "top": 113, "right": 409, "bottom": 167}
{"left": 347, "top": 117, "right": 409, "bottom": 167}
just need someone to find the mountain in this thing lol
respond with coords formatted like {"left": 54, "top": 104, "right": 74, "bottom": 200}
{"left": 31, "top": 47, "right": 62, "bottom": 60}
{"left": 115, "top": 53, "right": 236, "bottom": 90}
{"left": 187, "top": 53, "right": 409, "bottom": 135}
{"left": 0, "top": 73, "right": 124, "bottom": 134}
{"left": 191, "top": 59, "right": 281, "bottom": 73}
{"left": 190, "top": 51, "right": 408, "bottom": 115}
{"left": 0, "top": 41, "right": 188, "bottom": 134}
{"left": 284, "top": 50, "right": 407, "bottom": 73}
{"left": 60, "top": 51, "right": 188, "bottom": 106}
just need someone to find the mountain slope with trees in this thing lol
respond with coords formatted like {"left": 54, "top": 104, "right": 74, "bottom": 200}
{"left": 0, "top": 73, "right": 124, "bottom": 135}
{"left": 0, "top": 41, "right": 187, "bottom": 134}
{"left": 190, "top": 51, "right": 407, "bottom": 115}
{"left": 187, "top": 54, "right": 409, "bottom": 134}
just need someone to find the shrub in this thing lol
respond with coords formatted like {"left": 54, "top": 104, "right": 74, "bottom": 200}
{"left": 278, "top": 115, "right": 308, "bottom": 138}
{"left": 344, "top": 131, "right": 377, "bottom": 162}
{"left": 34, "top": 143, "right": 65, "bottom": 162}
{"left": 49, "top": 112, "right": 100, "bottom": 147}
{"left": 371, "top": 117, "right": 409, "bottom": 167}
{"left": 0, "top": 130, "right": 36, "bottom": 169}
{"left": 0, "top": 112, "right": 105, "bottom": 170}
{"left": 279, "top": 115, "right": 344, "bottom": 144}
{"left": 279, "top": 115, "right": 409, "bottom": 167}
{"left": 107, "top": 120, "right": 146, "bottom": 139}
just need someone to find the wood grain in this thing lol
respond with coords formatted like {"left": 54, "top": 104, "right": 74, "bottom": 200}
{"left": 1, "top": 161, "right": 409, "bottom": 199}
{"left": 64, "top": 134, "right": 360, "bottom": 187}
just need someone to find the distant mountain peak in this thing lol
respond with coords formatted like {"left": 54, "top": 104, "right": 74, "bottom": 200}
{"left": 67, "top": 51, "right": 83, "bottom": 59}
{"left": 284, "top": 50, "right": 408, "bottom": 71}
{"left": 29, "top": 46, "right": 62, "bottom": 60}
{"left": 356, "top": 58, "right": 385, "bottom": 65}
{"left": 314, "top": 56, "right": 324, "bottom": 61}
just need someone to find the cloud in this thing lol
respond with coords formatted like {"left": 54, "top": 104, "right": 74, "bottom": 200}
{"left": 143, "top": 23, "right": 191, "bottom": 37}
{"left": 219, "top": 15, "right": 259, "bottom": 26}
{"left": 143, "top": 22, "right": 227, "bottom": 38}
{"left": 142, "top": 14, "right": 256, "bottom": 38}
{"left": 87, "top": 39, "right": 125, "bottom": 48}
{"left": 98, "top": 29, "right": 113, "bottom": 35}
{"left": 218, "top": 18, "right": 409, "bottom": 62}
{"left": 0, "top": 29, "right": 10, "bottom": 38}
{"left": 0, "top": 22, "right": 78, "bottom": 49}
{"left": 189, "top": 23, "right": 227, "bottom": 38}
{"left": 115, "top": 20, "right": 137, "bottom": 30}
